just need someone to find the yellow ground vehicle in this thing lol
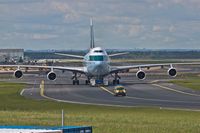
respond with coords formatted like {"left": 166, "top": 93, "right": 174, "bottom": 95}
{"left": 114, "top": 85, "right": 126, "bottom": 96}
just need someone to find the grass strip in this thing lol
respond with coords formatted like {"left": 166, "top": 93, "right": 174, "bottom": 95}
{"left": 0, "top": 82, "right": 199, "bottom": 133}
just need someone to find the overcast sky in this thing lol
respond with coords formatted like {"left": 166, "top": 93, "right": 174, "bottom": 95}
{"left": 0, "top": 0, "right": 200, "bottom": 50}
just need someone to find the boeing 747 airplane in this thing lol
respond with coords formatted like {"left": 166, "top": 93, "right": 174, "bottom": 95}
{"left": 0, "top": 19, "right": 199, "bottom": 86}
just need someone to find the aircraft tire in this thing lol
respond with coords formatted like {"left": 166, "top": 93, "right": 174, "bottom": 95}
{"left": 113, "top": 80, "right": 116, "bottom": 85}
{"left": 85, "top": 80, "right": 89, "bottom": 85}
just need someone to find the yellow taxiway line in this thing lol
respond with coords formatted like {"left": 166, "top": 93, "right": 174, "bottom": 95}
{"left": 40, "top": 80, "right": 61, "bottom": 101}
{"left": 40, "top": 80, "right": 44, "bottom": 96}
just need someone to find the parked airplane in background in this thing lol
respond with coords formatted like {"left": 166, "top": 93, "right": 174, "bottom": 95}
{"left": 0, "top": 19, "right": 199, "bottom": 86}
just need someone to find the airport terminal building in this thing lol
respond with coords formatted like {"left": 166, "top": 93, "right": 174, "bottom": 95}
{"left": 0, "top": 49, "right": 24, "bottom": 62}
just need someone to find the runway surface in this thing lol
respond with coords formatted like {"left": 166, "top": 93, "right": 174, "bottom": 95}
{"left": 9, "top": 71, "right": 200, "bottom": 110}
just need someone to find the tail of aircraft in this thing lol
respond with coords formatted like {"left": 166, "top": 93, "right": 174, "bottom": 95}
{"left": 90, "top": 18, "right": 95, "bottom": 49}
{"left": 55, "top": 19, "right": 96, "bottom": 59}
{"left": 89, "top": 18, "right": 129, "bottom": 57}
{"left": 55, "top": 18, "right": 129, "bottom": 58}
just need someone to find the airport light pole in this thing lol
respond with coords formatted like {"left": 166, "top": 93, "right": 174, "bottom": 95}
{"left": 62, "top": 109, "right": 64, "bottom": 127}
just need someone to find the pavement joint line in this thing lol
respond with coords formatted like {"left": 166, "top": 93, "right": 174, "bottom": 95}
{"left": 153, "top": 84, "right": 200, "bottom": 97}
{"left": 99, "top": 86, "right": 114, "bottom": 95}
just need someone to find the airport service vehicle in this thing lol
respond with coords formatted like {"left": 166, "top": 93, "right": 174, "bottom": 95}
{"left": 1, "top": 19, "right": 200, "bottom": 86}
{"left": 114, "top": 85, "right": 126, "bottom": 96}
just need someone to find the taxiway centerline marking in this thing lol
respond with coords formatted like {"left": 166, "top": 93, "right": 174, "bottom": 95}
{"left": 153, "top": 84, "right": 200, "bottom": 97}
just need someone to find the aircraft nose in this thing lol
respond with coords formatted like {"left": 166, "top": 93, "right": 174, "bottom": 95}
{"left": 90, "top": 61, "right": 109, "bottom": 75}
{"left": 95, "top": 62, "right": 103, "bottom": 67}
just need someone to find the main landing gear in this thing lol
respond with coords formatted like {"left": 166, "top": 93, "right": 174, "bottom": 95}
{"left": 72, "top": 73, "right": 91, "bottom": 85}
{"left": 112, "top": 73, "right": 120, "bottom": 85}
{"left": 72, "top": 73, "right": 80, "bottom": 85}
{"left": 85, "top": 78, "right": 90, "bottom": 85}
{"left": 73, "top": 80, "right": 79, "bottom": 85}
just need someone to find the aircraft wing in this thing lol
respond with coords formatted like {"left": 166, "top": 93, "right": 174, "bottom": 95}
{"left": 110, "top": 62, "right": 200, "bottom": 73}
{"left": 0, "top": 65, "right": 86, "bottom": 74}
{"left": 108, "top": 52, "right": 129, "bottom": 57}
{"left": 55, "top": 53, "right": 84, "bottom": 59}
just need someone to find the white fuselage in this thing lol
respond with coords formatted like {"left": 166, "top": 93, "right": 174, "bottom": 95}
{"left": 83, "top": 47, "right": 110, "bottom": 78}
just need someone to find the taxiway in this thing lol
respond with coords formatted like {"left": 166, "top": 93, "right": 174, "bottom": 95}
{"left": 10, "top": 70, "right": 200, "bottom": 109}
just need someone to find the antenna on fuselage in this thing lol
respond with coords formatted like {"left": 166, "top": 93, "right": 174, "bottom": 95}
{"left": 90, "top": 18, "right": 95, "bottom": 49}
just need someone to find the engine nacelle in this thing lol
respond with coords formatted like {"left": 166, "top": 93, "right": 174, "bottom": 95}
{"left": 136, "top": 70, "right": 146, "bottom": 80}
{"left": 14, "top": 69, "right": 23, "bottom": 78}
{"left": 168, "top": 67, "right": 177, "bottom": 77}
{"left": 47, "top": 71, "right": 57, "bottom": 81}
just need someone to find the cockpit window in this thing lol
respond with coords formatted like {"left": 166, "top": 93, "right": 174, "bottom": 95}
{"left": 94, "top": 50, "right": 103, "bottom": 53}
{"left": 89, "top": 55, "right": 104, "bottom": 61}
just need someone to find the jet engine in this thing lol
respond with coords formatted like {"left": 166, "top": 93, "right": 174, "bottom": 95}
{"left": 14, "top": 69, "right": 23, "bottom": 78}
{"left": 168, "top": 67, "right": 177, "bottom": 77}
{"left": 47, "top": 71, "right": 57, "bottom": 81}
{"left": 136, "top": 70, "right": 146, "bottom": 80}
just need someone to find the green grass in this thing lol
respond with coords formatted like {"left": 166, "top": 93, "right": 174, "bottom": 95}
{"left": 170, "top": 74, "right": 200, "bottom": 90}
{"left": 171, "top": 79, "right": 200, "bottom": 90}
{"left": 0, "top": 82, "right": 200, "bottom": 133}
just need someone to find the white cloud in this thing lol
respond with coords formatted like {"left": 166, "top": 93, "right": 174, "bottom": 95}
{"left": 128, "top": 24, "right": 144, "bottom": 37}
{"left": 1, "top": 32, "right": 58, "bottom": 40}
{"left": 31, "top": 34, "right": 58, "bottom": 40}
{"left": 0, "top": 0, "right": 199, "bottom": 49}
{"left": 147, "top": 0, "right": 200, "bottom": 9}
{"left": 157, "top": 2, "right": 163, "bottom": 8}
{"left": 94, "top": 16, "right": 141, "bottom": 26}
{"left": 115, "top": 24, "right": 144, "bottom": 37}
{"left": 116, "top": 24, "right": 125, "bottom": 33}
{"left": 163, "top": 37, "right": 175, "bottom": 42}
{"left": 169, "top": 25, "right": 176, "bottom": 32}
{"left": 152, "top": 25, "right": 161, "bottom": 32}
{"left": 171, "top": 0, "right": 200, "bottom": 8}
{"left": 153, "top": 25, "right": 175, "bottom": 33}
{"left": 50, "top": 1, "right": 80, "bottom": 22}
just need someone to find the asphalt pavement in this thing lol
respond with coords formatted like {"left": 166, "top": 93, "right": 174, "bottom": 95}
{"left": 16, "top": 71, "right": 200, "bottom": 110}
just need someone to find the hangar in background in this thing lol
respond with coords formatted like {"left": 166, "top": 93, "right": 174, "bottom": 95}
{"left": 0, "top": 49, "right": 24, "bottom": 62}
